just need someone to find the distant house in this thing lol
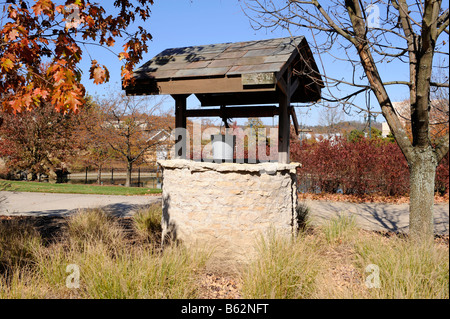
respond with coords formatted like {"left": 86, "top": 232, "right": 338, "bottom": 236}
{"left": 383, "top": 99, "right": 449, "bottom": 138}
{"left": 381, "top": 122, "right": 390, "bottom": 138}
{"left": 301, "top": 132, "right": 343, "bottom": 144}
{"left": 145, "top": 129, "right": 173, "bottom": 163}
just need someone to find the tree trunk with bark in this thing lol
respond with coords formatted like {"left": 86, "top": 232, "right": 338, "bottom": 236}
{"left": 125, "top": 162, "right": 133, "bottom": 187}
{"left": 96, "top": 166, "right": 102, "bottom": 185}
{"left": 408, "top": 147, "right": 438, "bottom": 242}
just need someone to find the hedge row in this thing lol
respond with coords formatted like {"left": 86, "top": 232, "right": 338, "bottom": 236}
{"left": 291, "top": 137, "right": 449, "bottom": 196}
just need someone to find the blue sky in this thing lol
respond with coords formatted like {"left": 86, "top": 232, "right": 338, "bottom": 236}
{"left": 79, "top": 0, "right": 446, "bottom": 127}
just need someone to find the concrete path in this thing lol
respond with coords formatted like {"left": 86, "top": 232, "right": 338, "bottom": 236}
{"left": 301, "top": 199, "right": 449, "bottom": 235}
{"left": 0, "top": 191, "right": 160, "bottom": 217}
{"left": 1, "top": 191, "right": 448, "bottom": 235}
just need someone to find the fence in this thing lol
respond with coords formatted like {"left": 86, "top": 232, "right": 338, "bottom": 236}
{"left": 67, "top": 167, "right": 162, "bottom": 188}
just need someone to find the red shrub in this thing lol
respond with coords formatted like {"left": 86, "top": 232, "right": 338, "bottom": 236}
{"left": 436, "top": 152, "right": 449, "bottom": 195}
{"left": 291, "top": 136, "right": 448, "bottom": 196}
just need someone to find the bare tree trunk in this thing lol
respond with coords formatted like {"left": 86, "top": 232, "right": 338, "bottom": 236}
{"left": 125, "top": 162, "right": 132, "bottom": 187}
{"left": 409, "top": 148, "right": 438, "bottom": 242}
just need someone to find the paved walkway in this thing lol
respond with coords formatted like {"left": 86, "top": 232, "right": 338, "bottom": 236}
{"left": 301, "top": 199, "right": 449, "bottom": 235}
{"left": 0, "top": 191, "right": 160, "bottom": 217}
{"left": 1, "top": 191, "right": 448, "bottom": 235}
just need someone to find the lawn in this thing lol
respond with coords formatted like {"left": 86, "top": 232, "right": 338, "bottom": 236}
{"left": 0, "top": 180, "right": 162, "bottom": 196}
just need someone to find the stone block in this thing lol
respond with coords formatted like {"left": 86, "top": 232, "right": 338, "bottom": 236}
{"left": 158, "top": 159, "right": 300, "bottom": 265}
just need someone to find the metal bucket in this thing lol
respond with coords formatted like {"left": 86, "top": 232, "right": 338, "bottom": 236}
{"left": 211, "top": 134, "right": 235, "bottom": 163}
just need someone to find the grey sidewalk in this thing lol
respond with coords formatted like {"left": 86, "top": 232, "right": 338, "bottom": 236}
{"left": 0, "top": 191, "right": 160, "bottom": 217}
{"left": 1, "top": 191, "right": 448, "bottom": 235}
{"left": 302, "top": 199, "right": 449, "bottom": 235}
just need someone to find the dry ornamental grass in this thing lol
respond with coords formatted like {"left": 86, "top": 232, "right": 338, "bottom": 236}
{"left": 0, "top": 208, "right": 448, "bottom": 299}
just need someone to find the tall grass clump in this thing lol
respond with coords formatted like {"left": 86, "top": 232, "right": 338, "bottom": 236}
{"left": 65, "top": 208, "right": 125, "bottom": 250}
{"left": 59, "top": 243, "right": 209, "bottom": 299}
{"left": 241, "top": 231, "right": 323, "bottom": 299}
{"left": 295, "top": 202, "right": 312, "bottom": 234}
{"left": 323, "top": 213, "right": 358, "bottom": 244}
{"left": 354, "top": 235, "right": 449, "bottom": 299}
{"left": 0, "top": 220, "right": 42, "bottom": 274}
{"left": 133, "top": 203, "right": 162, "bottom": 242}
{"left": 1, "top": 208, "right": 210, "bottom": 299}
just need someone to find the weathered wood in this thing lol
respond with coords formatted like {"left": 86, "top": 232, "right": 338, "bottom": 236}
{"left": 278, "top": 65, "right": 292, "bottom": 164}
{"left": 126, "top": 36, "right": 323, "bottom": 106}
{"left": 158, "top": 77, "right": 276, "bottom": 95}
{"left": 227, "top": 62, "right": 285, "bottom": 75}
{"left": 276, "top": 77, "right": 288, "bottom": 96}
{"left": 242, "top": 72, "right": 276, "bottom": 86}
{"left": 173, "top": 94, "right": 189, "bottom": 159}
{"left": 186, "top": 105, "right": 279, "bottom": 118}
{"left": 278, "top": 91, "right": 290, "bottom": 164}
{"left": 290, "top": 106, "right": 299, "bottom": 136}
{"left": 290, "top": 78, "right": 300, "bottom": 97}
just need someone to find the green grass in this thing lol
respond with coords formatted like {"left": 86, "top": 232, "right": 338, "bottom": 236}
{"left": 1, "top": 179, "right": 162, "bottom": 196}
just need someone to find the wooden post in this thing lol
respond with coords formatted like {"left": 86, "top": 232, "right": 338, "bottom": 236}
{"left": 173, "top": 94, "right": 189, "bottom": 159}
{"left": 278, "top": 70, "right": 291, "bottom": 164}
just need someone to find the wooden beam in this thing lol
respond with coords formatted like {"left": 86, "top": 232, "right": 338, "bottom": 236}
{"left": 290, "top": 106, "right": 299, "bottom": 136}
{"left": 278, "top": 66, "right": 291, "bottom": 164}
{"left": 172, "top": 94, "right": 189, "bottom": 159}
{"left": 276, "top": 77, "right": 287, "bottom": 96}
{"left": 278, "top": 92, "right": 290, "bottom": 164}
{"left": 185, "top": 105, "right": 279, "bottom": 118}
{"left": 290, "top": 78, "right": 300, "bottom": 97}
{"left": 158, "top": 76, "right": 276, "bottom": 95}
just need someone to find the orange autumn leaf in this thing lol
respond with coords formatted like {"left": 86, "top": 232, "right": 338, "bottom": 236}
{"left": 1, "top": 0, "right": 153, "bottom": 113}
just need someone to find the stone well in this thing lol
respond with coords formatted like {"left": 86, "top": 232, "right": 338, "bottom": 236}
{"left": 158, "top": 159, "right": 300, "bottom": 265}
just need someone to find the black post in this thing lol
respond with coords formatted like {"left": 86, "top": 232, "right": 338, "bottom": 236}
{"left": 138, "top": 167, "right": 141, "bottom": 187}
{"left": 111, "top": 168, "right": 114, "bottom": 184}
{"left": 85, "top": 167, "right": 88, "bottom": 184}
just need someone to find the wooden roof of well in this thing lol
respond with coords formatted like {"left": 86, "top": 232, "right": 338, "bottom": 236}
{"left": 124, "top": 36, "right": 323, "bottom": 106}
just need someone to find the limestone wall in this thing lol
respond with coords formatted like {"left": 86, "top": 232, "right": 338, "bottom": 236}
{"left": 158, "top": 159, "right": 300, "bottom": 266}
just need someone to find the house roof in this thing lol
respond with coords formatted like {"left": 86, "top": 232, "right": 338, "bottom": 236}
{"left": 124, "top": 36, "right": 323, "bottom": 106}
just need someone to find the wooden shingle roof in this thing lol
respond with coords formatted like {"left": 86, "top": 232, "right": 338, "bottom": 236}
{"left": 125, "top": 36, "right": 323, "bottom": 106}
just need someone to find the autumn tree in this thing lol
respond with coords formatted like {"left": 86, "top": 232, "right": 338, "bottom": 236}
{"left": 243, "top": 0, "right": 449, "bottom": 242}
{"left": 0, "top": 0, "right": 153, "bottom": 114}
{"left": 75, "top": 95, "right": 115, "bottom": 184}
{"left": 96, "top": 93, "right": 171, "bottom": 187}
{"left": 0, "top": 101, "right": 82, "bottom": 179}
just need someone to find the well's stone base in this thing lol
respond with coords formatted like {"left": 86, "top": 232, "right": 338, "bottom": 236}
{"left": 158, "top": 160, "right": 300, "bottom": 265}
